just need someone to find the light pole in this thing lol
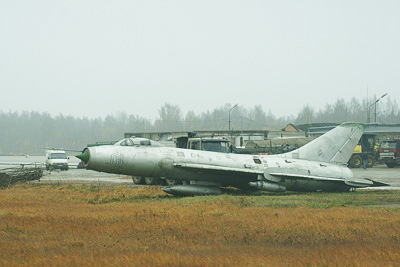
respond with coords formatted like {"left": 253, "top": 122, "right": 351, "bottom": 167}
{"left": 368, "top": 93, "right": 388, "bottom": 123}
{"left": 229, "top": 103, "right": 238, "bottom": 138}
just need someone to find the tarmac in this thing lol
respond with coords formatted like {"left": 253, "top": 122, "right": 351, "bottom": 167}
{"left": 38, "top": 168, "right": 136, "bottom": 187}
{"left": 37, "top": 164, "right": 400, "bottom": 189}
{"left": 352, "top": 165, "right": 400, "bottom": 190}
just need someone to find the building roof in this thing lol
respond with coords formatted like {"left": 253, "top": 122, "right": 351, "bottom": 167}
{"left": 281, "top": 123, "right": 300, "bottom": 132}
{"left": 308, "top": 123, "right": 400, "bottom": 135}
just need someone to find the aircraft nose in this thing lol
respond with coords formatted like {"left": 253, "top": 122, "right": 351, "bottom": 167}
{"left": 76, "top": 149, "right": 90, "bottom": 164}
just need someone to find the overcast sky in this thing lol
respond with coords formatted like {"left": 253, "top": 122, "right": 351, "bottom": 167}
{"left": 1, "top": 0, "right": 399, "bottom": 120}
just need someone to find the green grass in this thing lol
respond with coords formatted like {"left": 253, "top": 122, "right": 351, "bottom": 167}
{"left": 166, "top": 189, "right": 400, "bottom": 209}
{"left": 1, "top": 184, "right": 400, "bottom": 266}
{"left": 31, "top": 184, "right": 400, "bottom": 209}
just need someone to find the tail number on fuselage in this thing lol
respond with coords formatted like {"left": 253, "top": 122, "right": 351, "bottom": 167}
{"left": 110, "top": 153, "right": 124, "bottom": 169}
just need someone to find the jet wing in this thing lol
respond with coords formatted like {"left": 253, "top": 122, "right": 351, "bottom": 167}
{"left": 269, "top": 172, "right": 344, "bottom": 182}
{"left": 269, "top": 172, "right": 389, "bottom": 188}
{"left": 173, "top": 163, "right": 264, "bottom": 176}
{"left": 173, "top": 164, "right": 389, "bottom": 188}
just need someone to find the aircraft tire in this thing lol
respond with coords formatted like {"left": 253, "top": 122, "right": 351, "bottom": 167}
{"left": 367, "top": 155, "right": 374, "bottom": 168}
{"left": 145, "top": 177, "right": 159, "bottom": 185}
{"left": 132, "top": 176, "right": 145, "bottom": 184}
{"left": 386, "top": 163, "right": 396, "bottom": 168}
{"left": 165, "top": 179, "right": 179, "bottom": 186}
{"left": 349, "top": 154, "right": 362, "bottom": 168}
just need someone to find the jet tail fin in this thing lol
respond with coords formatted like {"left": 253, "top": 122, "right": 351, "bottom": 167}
{"left": 283, "top": 122, "right": 366, "bottom": 165}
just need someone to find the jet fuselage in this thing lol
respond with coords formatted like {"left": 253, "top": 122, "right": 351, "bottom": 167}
{"left": 76, "top": 123, "right": 387, "bottom": 195}
{"left": 83, "top": 144, "right": 353, "bottom": 192}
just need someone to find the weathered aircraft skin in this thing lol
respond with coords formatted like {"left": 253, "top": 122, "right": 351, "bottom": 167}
{"left": 76, "top": 123, "right": 387, "bottom": 195}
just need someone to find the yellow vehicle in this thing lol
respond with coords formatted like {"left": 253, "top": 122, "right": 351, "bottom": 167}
{"left": 348, "top": 134, "right": 377, "bottom": 168}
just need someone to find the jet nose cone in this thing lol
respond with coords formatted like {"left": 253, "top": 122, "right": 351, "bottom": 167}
{"left": 76, "top": 149, "right": 90, "bottom": 164}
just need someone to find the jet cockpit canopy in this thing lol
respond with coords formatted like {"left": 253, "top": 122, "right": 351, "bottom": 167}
{"left": 114, "top": 137, "right": 163, "bottom": 147}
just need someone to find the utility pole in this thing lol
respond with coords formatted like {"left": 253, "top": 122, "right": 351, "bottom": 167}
{"left": 229, "top": 103, "right": 238, "bottom": 139}
{"left": 368, "top": 93, "right": 388, "bottom": 123}
{"left": 366, "top": 85, "right": 369, "bottom": 123}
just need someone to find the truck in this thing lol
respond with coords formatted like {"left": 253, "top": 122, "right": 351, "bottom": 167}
{"left": 175, "top": 132, "right": 231, "bottom": 153}
{"left": 379, "top": 138, "right": 400, "bottom": 168}
{"left": 45, "top": 149, "right": 69, "bottom": 171}
{"left": 347, "top": 134, "right": 377, "bottom": 168}
{"left": 234, "top": 136, "right": 315, "bottom": 155}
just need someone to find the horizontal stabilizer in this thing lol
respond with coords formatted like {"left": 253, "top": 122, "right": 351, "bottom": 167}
{"left": 346, "top": 178, "right": 390, "bottom": 187}
{"left": 344, "top": 178, "right": 374, "bottom": 187}
{"left": 270, "top": 172, "right": 389, "bottom": 188}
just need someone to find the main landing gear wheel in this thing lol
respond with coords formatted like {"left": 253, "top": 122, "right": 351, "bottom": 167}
{"left": 165, "top": 179, "right": 179, "bottom": 186}
{"left": 132, "top": 176, "right": 145, "bottom": 184}
{"left": 145, "top": 177, "right": 159, "bottom": 185}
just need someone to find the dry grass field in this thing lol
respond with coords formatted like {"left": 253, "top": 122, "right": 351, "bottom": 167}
{"left": 1, "top": 184, "right": 400, "bottom": 266}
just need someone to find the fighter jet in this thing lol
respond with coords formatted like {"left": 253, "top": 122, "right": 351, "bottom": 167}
{"left": 76, "top": 122, "right": 387, "bottom": 196}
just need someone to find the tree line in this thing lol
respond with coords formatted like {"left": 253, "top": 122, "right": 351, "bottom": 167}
{"left": 0, "top": 96, "right": 398, "bottom": 155}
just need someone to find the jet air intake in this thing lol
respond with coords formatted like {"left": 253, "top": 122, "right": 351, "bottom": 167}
{"left": 76, "top": 149, "right": 90, "bottom": 165}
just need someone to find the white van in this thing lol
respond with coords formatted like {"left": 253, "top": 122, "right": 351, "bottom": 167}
{"left": 45, "top": 150, "right": 69, "bottom": 171}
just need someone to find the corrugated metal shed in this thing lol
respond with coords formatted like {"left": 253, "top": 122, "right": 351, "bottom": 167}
{"left": 245, "top": 136, "right": 316, "bottom": 148}
{"left": 308, "top": 123, "right": 400, "bottom": 136}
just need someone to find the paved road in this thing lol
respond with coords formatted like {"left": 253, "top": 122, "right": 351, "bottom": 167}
{"left": 39, "top": 169, "right": 135, "bottom": 187}
{"left": 353, "top": 165, "right": 400, "bottom": 189}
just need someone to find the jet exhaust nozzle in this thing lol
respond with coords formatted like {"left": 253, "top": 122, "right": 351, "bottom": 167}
{"left": 249, "top": 181, "right": 286, "bottom": 192}
{"left": 163, "top": 185, "right": 222, "bottom": 196}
